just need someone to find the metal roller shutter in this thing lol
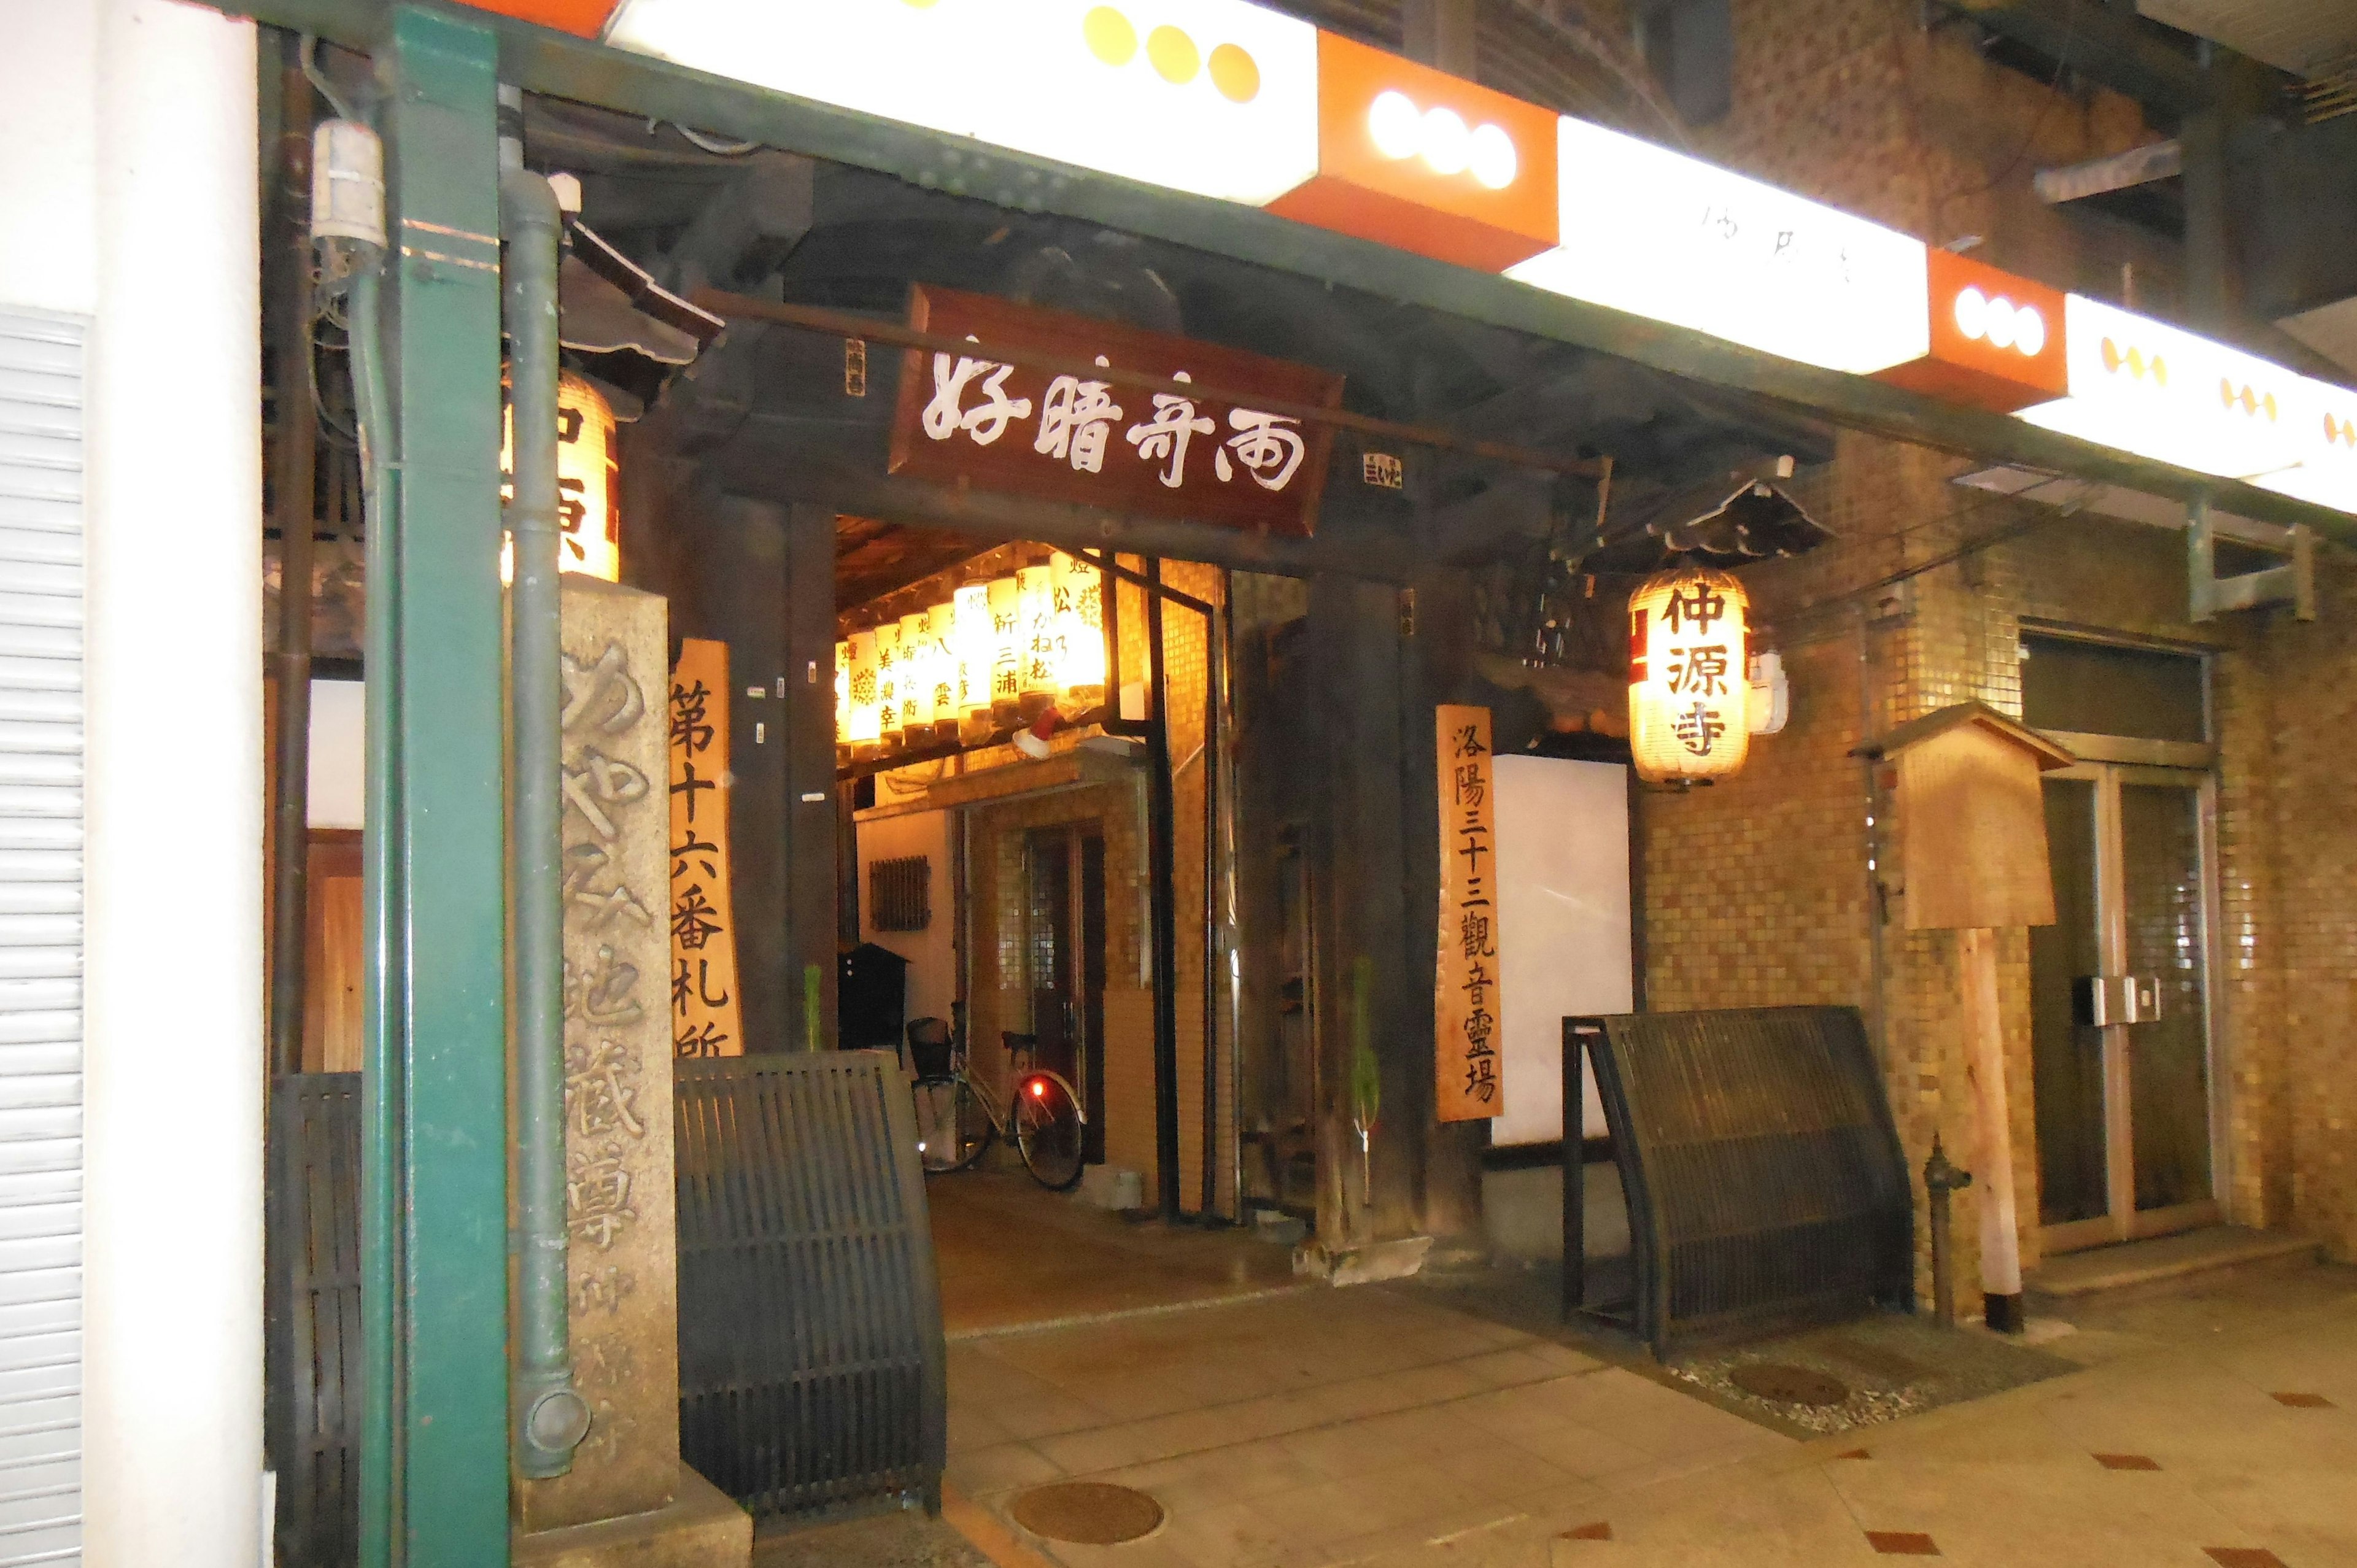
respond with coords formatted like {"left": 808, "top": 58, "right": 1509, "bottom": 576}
{"left": 0, "top": 307, "right": 87, "bottom": 1566}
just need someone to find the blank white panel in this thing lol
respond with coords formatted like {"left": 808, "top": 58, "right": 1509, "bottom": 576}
{"left": 1491, "top": 755, "right": 1631, "bottom": 1146}
{"left": 304, "top": 678, "right": 363, "bottom": 831}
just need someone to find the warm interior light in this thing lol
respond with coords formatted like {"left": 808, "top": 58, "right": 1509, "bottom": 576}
{"left": 1052, "top": 552, "right": 1107, "bottom": 710}
{"left": 1627, "top": 563, "right": 1752, "bottom": 785}
{"left": 1031, "top": 1079, "right": 1047, "bottom": 1099}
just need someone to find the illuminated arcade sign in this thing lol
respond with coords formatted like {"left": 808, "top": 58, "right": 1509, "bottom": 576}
{"left": 2017, "top": 294, "right": 2317, "bottom": 491}
{"left": 1264, "top": 31, "right": 1558, "bottom": 272}
{"left": 1504, "top": 117, "right": 1931, "bottom": 377}
{"left": 565, "top": 0, "right": 2357, "bottom": 516}
{"left": 605, "top": 0, "right": 1320, "bottom": 207}
{"left": 1875, "top": 249, "right": 2067, "bottom": 414}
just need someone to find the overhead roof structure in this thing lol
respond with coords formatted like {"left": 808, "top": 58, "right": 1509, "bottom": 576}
{"left": 236, "top": 0, "right": 2357, "bottom": 545}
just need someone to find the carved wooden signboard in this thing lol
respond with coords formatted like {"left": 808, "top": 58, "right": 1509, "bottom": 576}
{"left": 888, "top": 284, "right": 1344, "bottom": 536}
{"left": 668, "top": 637, "right": 744, "bottom": 1059}
{"left": 1435, "top": 705, "right": 1503, "bottom": 1123}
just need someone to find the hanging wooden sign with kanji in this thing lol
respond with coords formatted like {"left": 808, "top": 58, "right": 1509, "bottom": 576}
{"left": 1436, "top": 704, "right": 1503, "bottom": 1122}
{"left": 887, "top": 284, "right": 1344, "bottom": 536}
{"left": 668, "top": 638, "right": 743, "bottom": 1058}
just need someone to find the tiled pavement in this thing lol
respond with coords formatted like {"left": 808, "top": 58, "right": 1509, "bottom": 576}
{"left": 945, "top": 1261, "right": 2357, "bottom": 1568}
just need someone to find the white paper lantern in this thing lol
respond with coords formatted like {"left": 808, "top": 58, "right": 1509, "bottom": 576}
{"left": 1628, "top": 563, "right": 1751, "bottom": 784}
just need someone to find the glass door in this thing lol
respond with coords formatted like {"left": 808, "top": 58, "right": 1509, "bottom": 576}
{"left": 2028, "top": 765, "right": 2220, "bottom": 1253}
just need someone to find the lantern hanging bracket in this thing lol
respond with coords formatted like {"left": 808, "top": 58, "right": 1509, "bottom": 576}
{"left": 2186, "top": 494, "right": 2315, "bottom": 622}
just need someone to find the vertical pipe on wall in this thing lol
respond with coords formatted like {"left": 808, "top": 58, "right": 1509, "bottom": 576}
{"left": 82, "top": 4, "right": 265, "bottom": 1562}
{"left": 1219, "top": 597, "right": 1246, "bottom": 1221}
{"left": 266, "top": 32, "right": 317, "bottom": 1081}
{"left": 499, "top": 129, "right": 589, "bottom": 1476}
{"left": 1145, "top": 560, "right": 1182, "bottom": 1220}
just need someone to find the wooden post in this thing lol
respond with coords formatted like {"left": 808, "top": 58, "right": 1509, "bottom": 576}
{"left": 1957, "top": 927, "right": 2024, "bottom": 1331}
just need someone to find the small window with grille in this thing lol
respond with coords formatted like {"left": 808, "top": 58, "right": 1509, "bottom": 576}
{"left": 869, "top": 856, "right": 931, "bottom": 932}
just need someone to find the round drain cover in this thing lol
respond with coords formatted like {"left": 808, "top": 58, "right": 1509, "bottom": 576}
{"left": 1730, "top": 1362, "right": 1850, "bottom": 1407}
{"left": 1010, "top": 1481, "right": 1166, "bottom": 1545}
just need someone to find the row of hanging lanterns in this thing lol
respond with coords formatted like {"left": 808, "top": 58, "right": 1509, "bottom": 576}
{"left": 837, "top": 550, "right": 1109, "bottom": 761}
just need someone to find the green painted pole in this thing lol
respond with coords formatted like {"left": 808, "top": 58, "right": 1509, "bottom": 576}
{"left": 379, "top": 10, "right": 511, "bottom": 1563}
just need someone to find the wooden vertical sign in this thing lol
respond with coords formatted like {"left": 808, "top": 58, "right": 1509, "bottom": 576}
{"left": 668, "top": 638, "right": 743, "bottom": 1057}
{"left": 1436, "top": 705, "right": 1503, "bottom": 1122}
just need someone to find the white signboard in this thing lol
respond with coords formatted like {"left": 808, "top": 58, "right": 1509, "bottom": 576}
{"left": 1506, "top": 117, "right": 1930, "bottom": 377}
{"left": 1490, "top": 755, "right": 1632, "bottom": 1147}
{"left": 608, "top": 0, "right": 1320, "bottom": 207}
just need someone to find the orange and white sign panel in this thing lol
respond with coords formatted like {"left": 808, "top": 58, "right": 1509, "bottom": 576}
{"left": 606, "top": 0, "right": 1319, "bottom": 207}
{"left": 1508, "top": 117, "right": 1930, "bottom": 377}
{"left": 668, "top": 638, "right": 744, "bottom": 1059}
{"left": 1264, "top": 31, "right": 1557, "bottom": 271}
{"left": 1876, "top": 250, "right": 2066, "bottom": 412}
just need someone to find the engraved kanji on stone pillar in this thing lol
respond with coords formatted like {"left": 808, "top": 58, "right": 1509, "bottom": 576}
{"left": 519, "top": 576, "right": 682, "bottom": 1529}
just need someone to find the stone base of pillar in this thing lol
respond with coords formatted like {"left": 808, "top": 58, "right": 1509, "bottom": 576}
{"left": 1294, "top": 1234, "right": 1433, "bottom": 1285}
{"left": 514, "top": 1465, "right": 751, "bottom": 1568}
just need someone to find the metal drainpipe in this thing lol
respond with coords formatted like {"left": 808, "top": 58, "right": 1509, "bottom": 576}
{"left": 500, "top": 93, "right": 592, "bottom": 1477}
{"left": 312, "top": 110, "right": 404, "bottom": 1568}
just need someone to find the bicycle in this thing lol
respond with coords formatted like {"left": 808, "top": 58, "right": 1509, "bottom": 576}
{"left": 906, "top": 1014, "right": 1087, "bottom": 1191}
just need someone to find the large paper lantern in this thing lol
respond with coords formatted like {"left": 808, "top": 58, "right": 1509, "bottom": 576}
{"left": 987, "top": 574, "right": 1023, "bottom": 722}
{"left": 498, "top": 371, "right": 619, "bottom": 583}
{"left": 873, "top": 616, "right": 905, "bottom": 751}
{"left": 1628, "top": 563, "right": 1751, "bottom": 784}
{"left": 834, "top": 638, "right": 851, "bottom": 762}
{"left": 845, "top": 627, "right": 882, "bottom": 757}
{"left": 898, "top": 608, "right": 934, "bottom": 742}
{"left": 954, "top": 579, "right": 993, "bottom": 737}
{"left": 1016, "top": 558, "right": 1059, "bottom": 718}
{"left": 1053, "top": 551, "right": 1107, "bottom": 712}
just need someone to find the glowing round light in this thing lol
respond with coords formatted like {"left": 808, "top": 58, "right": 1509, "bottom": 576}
{"left": 1031, "top": 1080, "right": 1047, "bottom": 1099}
{"left": 1984, "top": 296, "right": 2018, "bottom": 351}
{"left": 1368, "top": 90, "right": 1421, "bottom": 160}
{"left": 1420, "top": 106, "right": 1471, "bottom": 176}
{"left": 1468, "top": 122, "right": 1517, "bottom": 190}
{"left": 2013, "top": 305, "right": 2046, "bottom": 358}
{"left": 1952, "top": 285, "right": 1987, "bottom": 342}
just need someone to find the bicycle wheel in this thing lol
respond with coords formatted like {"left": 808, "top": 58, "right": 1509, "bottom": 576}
{"left": 1013, "top": 1073, "right": 1085, "bottom": 1191}
{"left": 913, "top": 1075, "right": 993, "bottom": 1174}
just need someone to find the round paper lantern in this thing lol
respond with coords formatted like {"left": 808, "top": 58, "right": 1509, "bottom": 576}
{"left": 1628, "top": 563, "right": 1751, "bottom": 784}
{"left": 898, "top": 608, "right": 934, "bottom": 741}
{"left": 921, "top": 600, "right": 962, "bottom": 744}
{"left": 498, "top": 371, "right": 619, "bottom": 583}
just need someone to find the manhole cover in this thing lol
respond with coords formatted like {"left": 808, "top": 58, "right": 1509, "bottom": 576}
{"left": 1010, "top": 1481, "right": 1166, "bottom": 1545}
{"left": 1730, "top": 1362, "right": 1851, "bottom": 1407}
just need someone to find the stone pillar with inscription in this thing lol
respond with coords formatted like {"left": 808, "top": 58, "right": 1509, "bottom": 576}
{"left": 516, "top": 577, "right": 749, "bottom": 1565}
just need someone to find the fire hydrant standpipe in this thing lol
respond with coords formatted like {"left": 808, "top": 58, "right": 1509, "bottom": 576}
{"left": 1922, "top": 1133, "right": 1973, "bottom": 1331}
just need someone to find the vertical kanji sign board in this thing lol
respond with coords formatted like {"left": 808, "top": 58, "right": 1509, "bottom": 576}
{"left": 1436, "top": 705, "right": 1503, "bottom": 1121}
{"left": 668, "top": 638, "right": 743, "bottom": 1058}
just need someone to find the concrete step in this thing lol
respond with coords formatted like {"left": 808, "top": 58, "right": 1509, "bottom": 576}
{"left": 2027, "top": 1225, "right": 2321, "bottom": 1311}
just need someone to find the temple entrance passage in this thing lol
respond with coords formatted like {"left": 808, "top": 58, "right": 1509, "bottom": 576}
{"left": 2029, "top": 765, "right": 2218, "bottom": 1252}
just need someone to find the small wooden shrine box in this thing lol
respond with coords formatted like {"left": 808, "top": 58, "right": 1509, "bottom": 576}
{"left": 1871, "top": 702, "right": 2075, "bottom": 933}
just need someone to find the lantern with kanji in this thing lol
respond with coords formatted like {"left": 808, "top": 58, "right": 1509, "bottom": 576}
{"left": 1628, "top": 563, "right": 1751, "bottom": 784}
{"left": 499, "top": 370, "right": 619, "bottom": 582}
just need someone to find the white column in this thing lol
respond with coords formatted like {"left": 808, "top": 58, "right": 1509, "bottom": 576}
{"left": 81, "top": 4, "right": 263, "bottom": 1565}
